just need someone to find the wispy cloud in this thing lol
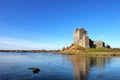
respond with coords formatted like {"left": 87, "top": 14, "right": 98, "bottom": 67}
{"left": 0, "top": 36, "right": 63, "bottom": 50}
{"left": 96, "top": 35, "right": 105, "bottom": 40}
{"left": 0, "top": 23, "right": 71, "bottom": 50}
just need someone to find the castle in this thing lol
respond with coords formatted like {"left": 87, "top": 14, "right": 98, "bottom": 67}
{"left": 74, "top": 28, "right": 105, "bottom": 48}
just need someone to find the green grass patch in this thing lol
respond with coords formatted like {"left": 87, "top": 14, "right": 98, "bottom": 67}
{"left": 86, "top": 48, "right": 111, "bottom": 52}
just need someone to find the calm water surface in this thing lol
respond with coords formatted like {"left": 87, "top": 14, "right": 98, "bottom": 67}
{"left": 0, "top": 52, "right": 120, "bottom": 80}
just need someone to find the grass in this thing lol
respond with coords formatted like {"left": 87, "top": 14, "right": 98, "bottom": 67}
{"left": 61, "top": 44, "right": 120, "bottom": 54}
{"left": 86, "top": 48, "right": 111, "bottom": 52}
{"left": 86, "top": 48, "right": 120, "bottom": 52}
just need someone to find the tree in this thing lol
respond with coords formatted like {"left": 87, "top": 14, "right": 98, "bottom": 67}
{"left": 106, "top": 44, "right": 111, "bottom": 49}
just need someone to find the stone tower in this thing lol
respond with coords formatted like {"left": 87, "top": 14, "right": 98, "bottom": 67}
{"left": 74, "top": 28, "right": 90, "bottom": 48}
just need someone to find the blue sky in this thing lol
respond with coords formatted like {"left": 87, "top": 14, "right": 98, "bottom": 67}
{"left": 0, "top": 0, "right": 120, "bottom": 50}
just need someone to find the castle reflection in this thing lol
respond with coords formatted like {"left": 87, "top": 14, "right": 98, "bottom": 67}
{"left": 69, "top": 55, "right": 109, "bottom": 80}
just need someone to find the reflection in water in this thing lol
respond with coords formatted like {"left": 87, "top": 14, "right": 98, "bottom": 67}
{"left": 70, "top": 56, "right": 109, "bottom": 80}
{"left": 70, "top": 56, "right": 90, "bottom": 80}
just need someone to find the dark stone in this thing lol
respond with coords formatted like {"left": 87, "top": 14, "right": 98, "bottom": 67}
{"left": 28, "top": 68, "right": 40, "bottom": 74}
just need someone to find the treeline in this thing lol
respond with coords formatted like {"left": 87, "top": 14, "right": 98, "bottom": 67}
{"left": 0, "top": 49, "right": 61, "bottom": 53}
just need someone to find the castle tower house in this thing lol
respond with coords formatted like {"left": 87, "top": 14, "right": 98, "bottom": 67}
{"left": 74, "top": 28, "right": 90, "bottom": 48}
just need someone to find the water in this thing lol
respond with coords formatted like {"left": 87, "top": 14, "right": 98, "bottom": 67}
{"left": 0, "top": 52, "right": 120, "bottom": 80}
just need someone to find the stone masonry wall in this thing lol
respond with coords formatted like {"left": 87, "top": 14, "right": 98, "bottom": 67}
{"left": 74, "top": 28, "right": 105, "bottom": 48}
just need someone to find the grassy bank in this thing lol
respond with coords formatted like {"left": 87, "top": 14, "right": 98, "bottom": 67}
{"left": 86, "top": 48, "right": 111, "bottom": 52}
{"left": 59, "top": 44, "right": 120, "bottom": 55}
{"left": 86, "top": 48, "right": 120, "bottom": 52}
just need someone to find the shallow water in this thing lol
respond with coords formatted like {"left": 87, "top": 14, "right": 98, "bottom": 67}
{"left": 0, "top": 52, "right": 120, "bottom": 80}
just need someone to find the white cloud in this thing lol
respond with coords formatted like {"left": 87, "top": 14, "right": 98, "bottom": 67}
{"left": 96, "top": 35, "right": 105, "bottom": 40}
{"left": 0, "top": 36, "right": 63, "bottom": 50}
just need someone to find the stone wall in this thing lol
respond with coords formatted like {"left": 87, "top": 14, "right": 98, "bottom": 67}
{"left": 74, "top": 28, "right": 105, "bottom": 48}
{"left": 74, "top": 28, "right": 90, "bottom": 48}
{"left": 93, "top": 41, "right": 105, "bottom": 48}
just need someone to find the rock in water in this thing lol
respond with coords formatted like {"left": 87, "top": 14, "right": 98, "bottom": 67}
{"left": 28, "top": 68, "right": 40, "bottom": 73}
